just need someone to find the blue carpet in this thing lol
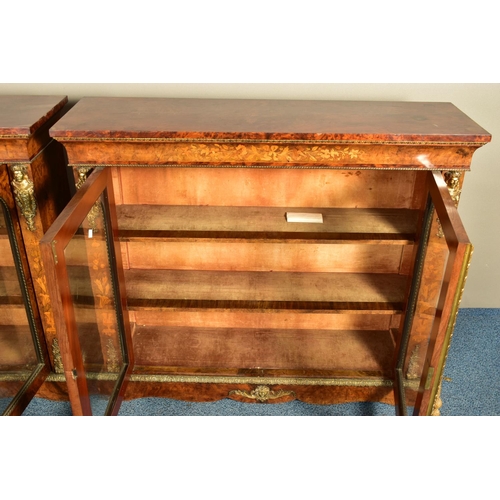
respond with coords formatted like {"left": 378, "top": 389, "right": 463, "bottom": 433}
{"left": 439, "top": 308, "right": 500, "bottom": 415}
{"left": 19, "top": 308, "right": 500, "bottom": 416}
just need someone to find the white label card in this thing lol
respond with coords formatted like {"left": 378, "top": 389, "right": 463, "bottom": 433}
{"left": 285, "top": 212, "right": 323, "bottom": 223}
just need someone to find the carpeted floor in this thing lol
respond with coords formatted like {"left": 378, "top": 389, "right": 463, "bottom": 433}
{"left": 18, "top": 308, "right": 500, "bottom": 416}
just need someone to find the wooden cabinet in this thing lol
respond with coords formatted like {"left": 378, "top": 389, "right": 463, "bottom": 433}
{"left": 0, "top": 95, "right": 71, "bottom": 414}
{"left": 41, "top": 97, "right": 491, "bottom": 415}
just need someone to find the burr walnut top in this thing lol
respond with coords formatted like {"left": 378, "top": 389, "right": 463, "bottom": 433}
{"left": 0, "top": 95, "right": 68, "bottom": 136}
{"left": 49, "top": 97, "right": 491, "bottom": 143}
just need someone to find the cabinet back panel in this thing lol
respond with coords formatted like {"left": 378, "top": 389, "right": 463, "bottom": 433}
{"left": 0, "top": 267, "right": 24, "bottom": 298}
{"left": 0, "top": 306, "right": 30, "bottom": 325}
{"left": 0, "top": 239, "right": 15, "bottom": 266}
{"left": 0, "top": 326, "right": 38, "bottom": 366}
{"left": 129, "top": 309, "right": 397, "bottom": 331}
{"left": 114, "top": 168, "right": 419, "bottom": 209}
{"left": 122, "top": 241, "right": 407, "bottom": 274}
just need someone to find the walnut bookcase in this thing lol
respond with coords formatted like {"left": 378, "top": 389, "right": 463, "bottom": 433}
{"left": 39, "top": 98, "right": 491, "bottom": 415}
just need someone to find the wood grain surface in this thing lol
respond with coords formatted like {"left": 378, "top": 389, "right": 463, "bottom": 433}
{"left": 50, "top": 98, "right": 491, "bottom": 143}
{"left": 0, "top": 95, "right": 68, "bottom": 136}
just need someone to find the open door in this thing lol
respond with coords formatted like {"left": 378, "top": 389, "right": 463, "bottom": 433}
{"left": 40, "top": 167, "right": 134, "bottom": 416}
{"left": 0, "top": 165, "right": 50, "bottom": 415}
{"left": 395, "top": 171, "right": 472, "bottom": 416}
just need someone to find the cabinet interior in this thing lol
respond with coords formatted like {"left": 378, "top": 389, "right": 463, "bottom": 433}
{"left": 61, "top": 166, "right": 431, "bottom": 381}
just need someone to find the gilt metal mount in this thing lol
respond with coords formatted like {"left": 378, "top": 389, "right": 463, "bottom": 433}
{"left": 229, "top": 385, "right": 295, "bottom": 402}
{"left": 437, "top": 171, "right": 462, "bottom": 238}
{"left": 10, "top": 164, "right": 37, "bottom": 231}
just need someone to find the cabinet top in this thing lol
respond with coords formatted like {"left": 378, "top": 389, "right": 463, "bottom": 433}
{"left": 49, "top": 97, "right": 491, "bottom": 144}
{"left": 0, "top": 95, "right": 68, "bottom": 137}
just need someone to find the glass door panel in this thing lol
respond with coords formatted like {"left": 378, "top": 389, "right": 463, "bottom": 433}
{"left": 40, "top": 167, "right": 133, "bottom": 416}
{"left": 395, "top": 171, "right": 472, "bottom": 416}
{"left": 64, "top": 204, "right": 126, "bottom": 415}
{"left": 0, "top": 190, "right": 47, "bottom": 415}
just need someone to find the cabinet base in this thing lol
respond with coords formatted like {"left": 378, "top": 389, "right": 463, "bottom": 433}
{"left": 37, "top": 373, "right": 419, "bottom": 408}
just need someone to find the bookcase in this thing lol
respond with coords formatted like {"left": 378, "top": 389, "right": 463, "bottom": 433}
{"left": 40, "top": 97, "right": 491, "bottom": 415}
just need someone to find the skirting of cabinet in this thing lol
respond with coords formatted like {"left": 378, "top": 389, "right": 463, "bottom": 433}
{"left": 39, "top": 373, "right": 418, "bottom": 406}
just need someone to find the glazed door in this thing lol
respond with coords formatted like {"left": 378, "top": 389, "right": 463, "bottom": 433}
{"left": 395, "top": 170, "right": 472, "bottom": 416}
{"left": 0, "top": 165, "right": 50, "bottom": 415}
{"left": 40, "top": 167, "right": 134, "bottom": 416}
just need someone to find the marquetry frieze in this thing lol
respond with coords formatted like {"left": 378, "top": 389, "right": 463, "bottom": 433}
{"left": 59, "top": 140, "right": 481, "bottom": 170}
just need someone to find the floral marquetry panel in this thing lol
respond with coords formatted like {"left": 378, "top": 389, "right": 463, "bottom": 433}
{"left": 61, "top": 141, "right": 481, "bottom": 170}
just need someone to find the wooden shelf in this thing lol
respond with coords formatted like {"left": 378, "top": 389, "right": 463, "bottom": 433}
{"left": 63, "top": 266, "right": 408, "bottom": 312}
{"left": 124, "top": 269, "right": 408, "bottom": 312}
{"left": 116, "top": 205, "right": 419, "bottom": 243}
{"left": 132, "top": 326, "right": 396, "bottom": 376}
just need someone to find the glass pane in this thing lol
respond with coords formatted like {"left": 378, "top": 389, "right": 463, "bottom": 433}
{"left": 403, "top": 205, "right": 450, "bottom": 415}
{"left": 63, "top": 193, "right": 125, "bottom": 415}
{"left": 0, "top": 199, "right": 39, "bottom": 414}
